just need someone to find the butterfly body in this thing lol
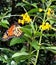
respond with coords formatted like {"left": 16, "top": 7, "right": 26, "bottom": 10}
{"left": 2, "top": 25, "right": 22, "bottom": 41}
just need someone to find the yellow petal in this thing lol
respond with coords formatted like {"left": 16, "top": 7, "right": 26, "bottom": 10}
{"left": 39, "top": 8, "right": 43, "bottom": 12}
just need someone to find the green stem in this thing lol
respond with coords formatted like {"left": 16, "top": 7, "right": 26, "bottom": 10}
{"left": 3, "top": 15, "right": 21, "bottom": 18}
{"left": 43, "top": 10, "right": 46, "bottom": 22}
{"left": 34, "top": 50, "right": 39, "bottom": 65}
{"left": 34, "top": 1, "right": 52, "bottom": 65}
{"left": 43, "top": 0, "right": 51, "bottom": 22}
{"left": 52, "top": 27, "right": 56, "bottom": 31}
{"left": 27, "top": 40, "right": 32, "bottom": 65}
{"left": 34, "top": 31, "right": 42, "bottom": 65}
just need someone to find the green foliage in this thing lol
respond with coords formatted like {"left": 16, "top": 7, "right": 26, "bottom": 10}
{"left": 30, "top": 40, "right": 40, "bottom": 50}
{"left": 10, "top": 37, "right": 25, "bottom": 46}
{"left": 12, "top": 52, "right": 29, "bottom": 59}
{"left": 0, "top": 19, "right": 9, "bottom": 28}
{"left": 28, "top": 8, "right": 39, "bottom": 14}
{"left": 0, "top": 0, "right": 56, "bottom": 65}
{"left": 16, "top": 3, "right": 25, "bottom": 7}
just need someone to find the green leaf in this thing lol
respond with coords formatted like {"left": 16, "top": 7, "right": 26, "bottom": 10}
{"left": 51, "top": 50, "right": 56, "bottom": 54}
{"left": 43, "top": 33, "right": 56, "bottom": 37}
{"left": 21, "top": 27, "right": 32, "bottom": 37}
{"left": 23, "top": 25, "right": 31, "bottom": 29}
{"left": 50, "top": 5, "right": 56, "bottom": 11}
{"left": 41, "top": 0, "right": 46, "bottom": 3}
{"left": 1, "top": 23, "right": 9, "bottom": 28}
{"left": 12, "top": 52, "right": 29, "bottom": 58}
{"left": 1, "top": 20, "right": 9, "bottom": 25}
{"left": 0, "top": 48, "right": 14, "bottom": 53}
{"left": 49, "top": 19, "right": 55, "bottom": 24}
{"left": 30, "top": 21, "right": 35, "bottom": 31}
{"left": 12, "top": 52, "right": 29, "bottom": 62}
{"left": 28, "top": 8, "right": 38, "bottom": 14}
{"left": 3, "top": 9, "right": 11, "bottom": 16}
{"left": 30, "top": 40, "right": 40, "bottom": 50}
{"left": 20, "top": 46, "right": 26, "bottom": 52}
{"left": 0, "top": 19, "right": 9, "bottom": 28}
{"left": 45, "top": 47, "right": 56, "bottom": 50}
{"left": 49, "top": 17, "right": 56, "bottom": 24}
{"left": 31, "top": 3, "right": 38, "bottom": 8}
{"left": 41, "top": 46, "right": 56, "bottom": 54}
{"left": 51, "top": 0, "right": 56, "bottom": 2}
{"left": 0, "top": 56, "right": 6, "bottom": 63}
{"left": 34, "top": 31, "right": 43, "bottom": 37}
{"left": 23, "top": 1, "right": 37, "bottom": 8}
{"left": 0, "top": 15, "right": 3, "bottom": 19}
{"left": 15, "top": 3, "right": 25, "bottom": 7}
{"left": 10, "top": 37, "right": 25, "bottom": 46}
{"left": 0, "top": 10, "right": 11, "bottom": 19}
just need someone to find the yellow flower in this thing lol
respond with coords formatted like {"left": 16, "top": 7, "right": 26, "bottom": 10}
{"left": 18, "top": 13, "right": 31, "bottom": 25}
{"left": 47, "top": 8, "right": 54, "bottom": 16}
{"left": 45, "top": 22, "right": 52, "bottom": 30}
{"left": 40, "top": 22, "right": 52, "bottom": 31}
{"left": 40, "top": 22, "right": 46, "bottom": 30}
{"left": 21, "top": 20, "right": 25, "bottom": 25}
{"left": 24, "top": 15, "right": 31, "bottom": 23}
{"left": 48, "top": 8, "right": 51, "bottom": 12}
{"left": 47, "top": 8, "right": 51, "bottom": 16}
{"left": 21, "top": 13, "right": 31, "bottom": 23}
{"left": 18, "top": 19, "right": 24, "bottom": 25}
{"left": 47, "top": 11, "right": 51, "bottom": 16}
{"left": 39, "top": 8, "right": 43, "bottom": 12}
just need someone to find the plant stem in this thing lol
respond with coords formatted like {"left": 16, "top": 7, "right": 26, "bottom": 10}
{"left": 3, "top": 15, "right": 21, "bottom": 18}
{"left": 43, "top": 0, "right": 51, "bottom": 22}
{"left": 34, "top": 1, "right": 52, "bottom": 65}
{"left": 34, "top": 50, "right": 39, "bottom": 65}
{"left": 52, "top": 28, "right": 56, "bottom": 31}
{"left": 34, "top": 31, "right": 42, "bottom": 65}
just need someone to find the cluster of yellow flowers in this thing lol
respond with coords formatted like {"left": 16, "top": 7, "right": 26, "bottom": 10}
{"left": 39, "top": 8, "right": 54, "bottom": 16}
{"left": 47, "top": 8, "right": 54, "bottom": 16}
{"left": 18, "top": 13, "right": 31, "bottom": 25}
{"left": 40, "top": 22, "right": 52, "bottom": 31}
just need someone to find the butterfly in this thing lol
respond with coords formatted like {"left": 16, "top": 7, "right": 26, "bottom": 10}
{"left": 2, "top": 24, "right": 23, "bottom": 41}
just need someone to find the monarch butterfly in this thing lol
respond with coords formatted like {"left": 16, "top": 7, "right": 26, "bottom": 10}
{"left": 2, "top": 24, "right": 23, "bottom": 41}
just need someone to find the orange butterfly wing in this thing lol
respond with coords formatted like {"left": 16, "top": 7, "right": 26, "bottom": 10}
{"left": 7, "top": 25, "right": 15, "bottom": 36}
{"left": 2, "top": 25, "right": 15, "bottom": 41}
